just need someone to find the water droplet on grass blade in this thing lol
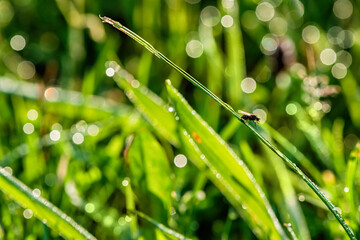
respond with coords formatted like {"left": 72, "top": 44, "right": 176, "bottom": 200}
{"left": 32, "top": 188, "right": 41, "bottom": 198}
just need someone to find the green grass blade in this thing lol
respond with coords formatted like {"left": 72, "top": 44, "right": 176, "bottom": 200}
{"left": 127, "top": 130, "right": 172, "bottom": 224}
{"left": 344, "top": 143, "right": 360, "bottom": 232}
{"left": 113, "top": 66, "right": 180, "bottom": 147}
{"left": 166, "top": 80, "right": 286, "bottom": 239}
{"left": 0, "top": 168, "right": 96, "bottom": 240}
{"left": 223, "top": 1, "right": 246, "bottom": 106}
{"left": 243, "top": 120, "right": 356, "bottom": 239}
{"left": 263, "top": 147, "right": 310, "bottom": 240}
{"left": 100, "top": 16, "right": 356, "bottom": 239}
{"left": 132, "top": 210, "right": 191, "bottom": 240}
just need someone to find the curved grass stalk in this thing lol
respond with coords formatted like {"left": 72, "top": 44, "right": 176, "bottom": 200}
{"left": 100, "top": 16, "right": 356, "bottom": 240}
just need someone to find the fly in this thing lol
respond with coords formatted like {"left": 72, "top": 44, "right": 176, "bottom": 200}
{"left": 238, "top": 110, "right": 260, "bottom": 123}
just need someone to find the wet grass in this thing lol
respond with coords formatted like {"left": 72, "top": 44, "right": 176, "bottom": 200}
{"left": 0, "top": 1, "right": 359, "bottom": 239}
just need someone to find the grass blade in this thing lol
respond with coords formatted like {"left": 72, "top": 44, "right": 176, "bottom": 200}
{"left": 0, "top": 168, "right": 96, "bottom": 240}
{"left": 100, "top": 16, "right": 356, "bottom": 239}
{"left": 344, "top": 143, "right": 360, "bottom": 232}
{"left": 114, "top": 66, "right": 180, "bottom": 147}
{"left": 127, "top": 130, "right": 172, "bottom": 224}
{"left": 166, "top": 80, "right": 286, "bottom": 239}
{"left": 132, "top": 210, "right": 191, "bottom": 240}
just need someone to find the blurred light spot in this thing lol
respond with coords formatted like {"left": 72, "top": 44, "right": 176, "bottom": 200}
{"left": 87, "top": 124, "right": 99, "bottom": 136}
{"left": 336, "top": 50, "right": 352, "bottom": 67}
{"left": 269, "top": 17, "right": 288, "bottom": 36}
{"left": 344, "top": 134, "right": 357, "bottom": 149}
{"left": 44, "top": 87, "right": 59, "bottom": 102}
{"left": 260, "top": 35, "right": 278, "bottom": 55}
{"left": 52, "top": 123, "right": 63, "bottom": 131}
{"left": 186, "top": 40, "right": 203, "bottom": 58}
{"left": 23, "top": 123, "right": 34, "bottom": 134}
{"left": 327, "top": 26, "right": 342, "bottom": 45}
{"left": 124, "top": 215, "right": 132, "bottom": 222}
{"left": 298, "top": 194, "right": 305, "bottom": 202}
{"left": 221, "top": 15, "right": 233, "bottom": 28}
{"left": 130, "top": 80, "right": 140, "bottom": 88}
{"left": 86, "top": 14, "right": 105, "bottom": 42}
{"left": 314, "top": 101, "right": 322, "bottom": 111}
{"left": 333, "top": 0, "right": 353, "bottom": 19}
{"left": 302, "top": 25, "right": 320, "bottom": 44}
{"left": 286, "top": 103, "right": 297, "bottom": 115}
{"left": 27, "top": 109, "right": 38, "bottom": 121}
{"left": 168, "top": 106, "right": 174, "bottom": 112}
{"left": 72, "top": 133, "right": 84, "bottom": 145}
{"left": 338, "top": 30, "right": 354, "bottom": 49}
{"left": 200, "top": 6, "right": 220, "bottom": 27}
{"left": 10, "top": 35, "right": 26, "bottom": 51}
{"left": 118, "top": 217, "right": 126, "bottom": 225}
{"left": 4, "top": 166, "right": 13, "bottom": 175}
{"left": 105, "top": 67, "right": 115, "bottom": 77}
{"left": 0, "top": 1, "right": 14, "bottom": 26}
{"left": 331, "top": 63, "right": 347, "bottom": 79}
{"left": 275, "top": 72, "right": 291, "bottom": 89}
{"left": 49, "top": 130, "right": 61, "bottom": 141}
{"left": 76, "top": 120, "right": 87, "bottom": 132}
{"left": 320, "top": 48, "right": 336, "bottom": 65}
{"left": 253, "top": 108, "right": 267, "bottom": 124}
{"left": 196, "top": 190, "right": 206, "bottom": 200}
{"left": 344, "top": 187, "right": 349, "bottom": 193}
{"left": 85, "top": 203, "right": 95, "bottom": 213}
{"left": 255, "top": 2, "right": 275, "bottom": 22}
{"left": 174, "top": 154, "right": 187, "bottom": 168}
{"left": 290, "top": 63, "right": 307, "bottom": 79}
{"left": 241, "top": 77, "right": 256, "bottom": 93}
{"left": 45, "top": 173, "right": 56, "bottom": 187}
{"left": 122, "top": 178, "right": 129, "bottom": 187}
{"left": 103, "top": 216, "right": 114, "bottom": 227}
{"left": 241, "top": 11, "right": 259, "bottom": 30}
{"left": 222, "top": 0, "right": 234, "bottom": 9}
{"left": 32, "top": 188, "right": 41, "bottom": 198}
{"left": 17, "top": 61, "right": 35, "bottom": 79}
{"left": 322, "top": 170, "right": 335, "bottom": 184}
{"left": 322, "top": 102, "right": 331, "bottom": 113}
{"left": 23, "top": 209, "right": 33, "bottom": 219}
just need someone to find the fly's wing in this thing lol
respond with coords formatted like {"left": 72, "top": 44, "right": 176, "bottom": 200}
{"left": 237, "top": 109, "right": 252, "bottom": 116}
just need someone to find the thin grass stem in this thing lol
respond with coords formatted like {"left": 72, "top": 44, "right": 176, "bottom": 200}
{"left": 100, "top": 16, "right": 356, "bottom": 240}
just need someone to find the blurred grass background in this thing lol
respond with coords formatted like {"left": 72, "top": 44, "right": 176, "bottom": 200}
{"left": 0, "top": 0, "right": 359, "bottom": 239}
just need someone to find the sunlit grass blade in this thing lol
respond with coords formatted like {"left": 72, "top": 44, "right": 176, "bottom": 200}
{"left": 0, "top": 168, "right": 96, "bottom": 240}
{"left": 131, "top": 210, "right": 191, "bottom": 240}
{"left": 283, "top": 223, "right": 299, "bottom": 240}
{"left": 0, "top": 76, "right": 132, "bottom": 118}
{"left": 222, "top": 1, "right": 246, "bottom": 106}
{"left": 100, "top": 16, "right": 356, "bottom": 239}
{"left": 113, "top": 65, "right": 180, "bottom": 147}
{"left": 127, "top": 130, "right": 172, "bottom": 236}
{"left": 344, "top": 143, "right": 360, "bottom": 232}
{"left": 263, "top": 146, "right": 310, "bottom": 240}
{"left": 166, "top": 80, "right": 286, "bottom": 239}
